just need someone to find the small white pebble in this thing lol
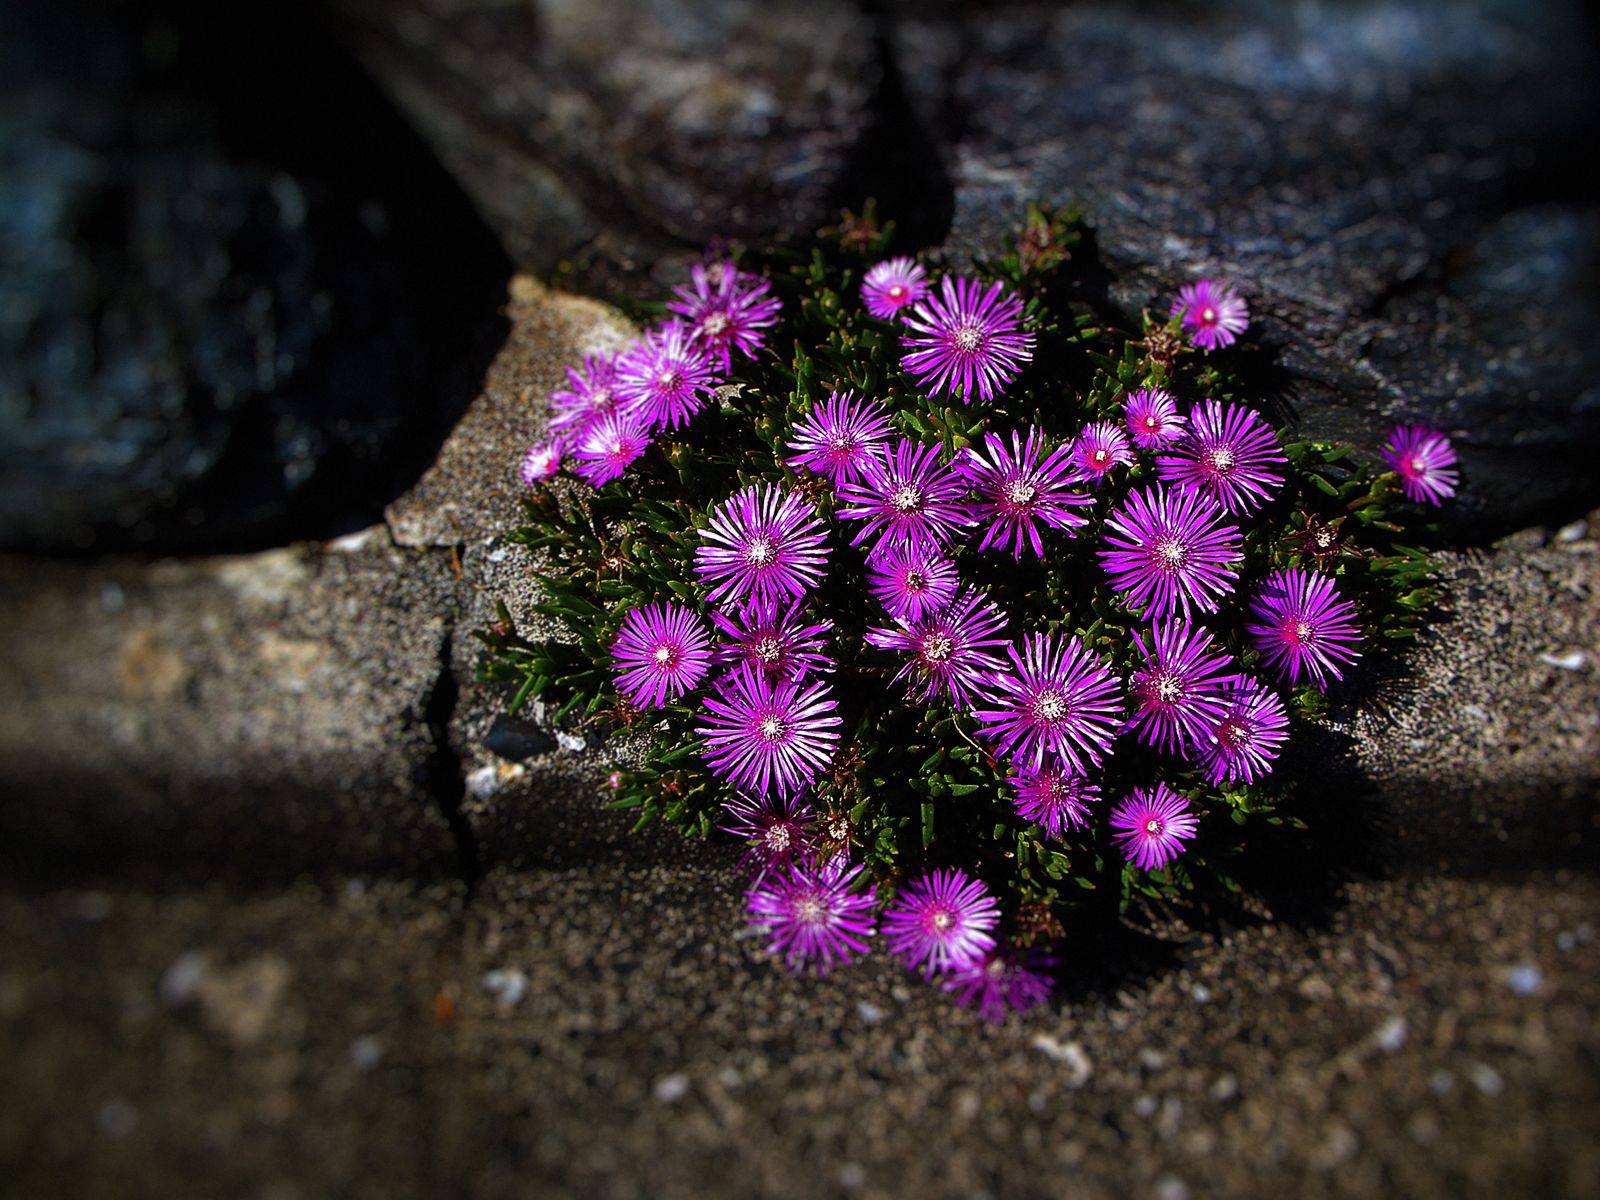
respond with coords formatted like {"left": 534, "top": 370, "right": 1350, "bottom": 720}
{"left": 1155, "top": 1174, "right": 1190, "bottom": 1200}
{"left": 76, "top": 892, "right": 112, "bottom": 922}
{"left": 1557, "top": 931, "right": 1575, "bottom": 951}
{"left": 1429, "top": 1069, "right": 1455, "bottom": 1095}
{"left": 97, "top": 1099, "right": 138, "bottom": 1138}
{"left": 1031, "top": 1036, "right": 1093, "bottom": 1086}
{"left": 717, "top": 1067, "right": 741, "bottom": 1089}
{"left": 1555, "top": 519, "right": 1589, "bottom": 543}
{"left": 555, "top": 731, "right": 588, "bottom": 753}
{"left": 1505, "top": 963, "right": 1544, "bottom": 996}
{"left": 1139, "top": 1047, "right": 1168, "bottom": 1071}
{"left": 344, "top": 878, "right": 367, "bottom": 900}
{"left": 350, "top": 1035, "right": 384, "bottom": 1072}
{"left": 100, "top": 583, "right": 126, "bottom": 612}
{"left": 158, "top": 951, "right": 206, "bottom": 1006}
{"left": 652, "top": 1073, "right": 690, "bottom": 1103}
{"left": 1210, "top": 1074, "right": 1238, "bottom": 1101}
{"left": 1576, "top": 923, "right": 1594, "bottom": 944}
{"left": 1461, "top": 704, "right": 1490, "bottom": 722}
{"left": 1538, "top": 649, "right": 1588, "bottom": 671}
{"left": 1133, "top": 1094, "right": 1158, "bottom": 1118}
{"left": 1373, "top": 1015, "right": 1409, "bottom": 1053}
{"left": 1190, "top": 984, "right": 1212, "bottom": 1004}
{"left": 465, "top": 765, "right": 501, "bottom": 799}
{"left": 837, "top": 1162, "right": 866, "bottom": 1191}
{"left": 481, "top": 968, "right": 529, "bottom": 1007}
{"left": 1468, "top": 1062, "right": 1504, "bottom": 1097}
{"left": 856, "top": 1002, "right": 883, "bottom": 1025}
{"left": 487, "top": 546, "right": 508, "bottom": 563}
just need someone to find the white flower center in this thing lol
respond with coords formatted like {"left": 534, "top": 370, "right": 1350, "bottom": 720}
{"left": 1003, "top": 478, "right": 1037, "bottom": 506}
{"left": 1408, "top": 456, "right": 1427, "bottom": 474}
{"left": 1200, "top": 306, "right": 1217, "bottom": 324}
{"left": 888, "top": 284, "right": 906, "bottom": 300}
{"left": 652, "top": 644, "right": 677, "bottom": 667}
{"left": 793, "top": 894, "right": 825, "bottom": 925}
{"left": 1155, "top": 674, "right": 1182, "bottom": 704}
{"left": 656, "top": 368, "right": 683, "bottom": 392}
{"left": 1290, "top": 619, "right": 1315, "bottom": 646}
{"left": 754, "top": 636, "right": 783, "bottom": 664}
{"left": 891, "top": 484, "right": 923, "bottom": 513}
{"left": 1145, "top": 817, "right": 1163, "bottom": 835}
{"left": 1206, "top": 446, "right": 1235, "bottom": 474}
{"left": 953, "top": 324, "right": 983, "bottom": 352}
{"left": 758, "top": 714, "right": 787, "bottom": 743}
{"left": 744, "top": 534, "right": 777, "bottom": 567}
{"left": 931, "top": 909, "right": 955, "bottom": 933}
{"left": 922, "top": 633, "right": 954, "bottom": 664}
{"left": 829, "top": 433, "right": 856, "bottom": 455}
{"left": 904, "top": 569, "right": 927, "bottom": 593}
{"left": 1155, "top": 537, "right": 1189, "bottom": 569}
{"left": 1219, "top": 717, "right": 1251, "bottom": 750}
{"left": 1092, "top": 448, "right": 1109, "bottom": 465}
{"left": 1034, "top": 689, "right": 1067, "bottom": 721}
{"left": 701, "top": 312, "right": 731, "bottom": 338}
{"left": 1144, "top": 416, "right": 1160, "bottom": 431}
{"left": 766, "top": 824, "right": 791, "bottom": 852}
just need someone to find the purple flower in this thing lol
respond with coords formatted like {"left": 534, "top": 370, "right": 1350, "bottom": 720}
{"left": 615, "top": 320, "right": 720, "bottom": 431}
{"left": 1099, "top": 485, "right": 1244, "bottom": 622}
{"left": 1109, "top": 784, "right": 1199, "bottom": 871}
{"left": 721, "top": 791, "right": 817, "bottom": 877}
{"left": 697, "top": 664, "right": 841, "bottom": 796}
{"left": 972, "top": 633, "right": 1124, "bottom": 773}
{"left": 1010, "top": 763, "right": 1100, "bottom": 838}
{"left": 882, "top": 868, "right": 1000, "bottom": 979}
{"left": 1068, "top": 421, "right": 1136, "bottom": 486}
{"left": 836, "top": 438, "right": 971, "bottom": 559}
{"left": 1170, "top": 278, "right": 1249, "bottom": 351}
{"left": 1246, "top": 568, "right": 1363, "bottom": 690}
{"left": 570, "top": 409, "right": 652, "bottom": 486}
{"left": 667, "top": 259, "right": 781, "bottom": 372}
{"left": 866, "top": 546, "right": 958, "bottom": 623}
{"left": 865, "top": 585, "right": 1009, "bottom": 709}
{"left": 1196, "top": 675, "right": 1290, "bottom": 785}
{"left": 548, "top": 351, "right": 624, "bottom": 442}
{"left": 901, "top": 275, "right": 1034, "bottom": 404}
{"left": 711, "top": 598, "right": 834, "bottom": 682}
{"left": 958, "top": 427, "right": 1093, "bottom": 559}
{"left": 1126, "top": 619, "right": 1235, "bottom": 756}
{"left": 942, "top": 946, "right": 1055, "bottom": 1024}
{"left": 1381, "top": 424, "right": 1459, "bottom": 506}
{"left": 519, "top": 440, "right": 562, "bottom": 487}
{"left": 785, "top": 390, "right": 894, "bottom": 485}
{"left": 1155, "top": 400, "right": 1286, "bottom": 515}
{"left": 1123, "top": 387, "right": 1186, "bottom": 450}
{"left": 695, "top": 484, "right": 830, "bottom": 611}
{"left": 610, "top": 603, "right": 714, "bottom": 709}
{"left": 861, "top": 256, "right": 931, "bottom": 320}
{"left": 745, "top": 857, "right": 876, "bottom": 976}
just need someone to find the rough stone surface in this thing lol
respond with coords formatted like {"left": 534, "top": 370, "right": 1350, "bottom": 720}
{"left": 1, "top": 864, "right": 1594, "bottom": 1197}
{"left": 0, "top": 537, "right": 464, "bottom": 882}
{"left": 385, "top": 276, "right": 635, "bottom": 548}
{"left": 0, "top": 0, "right": 507, "bottom": 553}
{"left": 331, "top": 0, "right": 882, "bottom": 279}
{"left": 887, "top": 0, "right": 1600, "bottom": 534}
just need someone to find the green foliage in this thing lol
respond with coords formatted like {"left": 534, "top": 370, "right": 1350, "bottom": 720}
{"left": 476, "top": 204, "right": 1441, "bottom": 930}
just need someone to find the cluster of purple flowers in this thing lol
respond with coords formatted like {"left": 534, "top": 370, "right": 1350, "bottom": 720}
{"left": 528, "top": 256, "right": 1459, "bottom": 1023}
{"left": 518, "top": 258, "right": 780, "bottom": 488}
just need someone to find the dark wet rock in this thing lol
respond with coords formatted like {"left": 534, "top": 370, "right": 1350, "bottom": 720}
{"left": 329, "top": 0, "right": 883, "bottom": 284}
{"left": 482, "top": 715, "right": 556, "bottom": 763}
{"left": 0, "top": 0, "right": 508, "bottom": 553}
{"left": 888, "top": 0, "right": 1600, "bottom": 534}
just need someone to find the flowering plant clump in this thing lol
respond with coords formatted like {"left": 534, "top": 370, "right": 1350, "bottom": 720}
{"left": 481, "top": 204, "right": 1456, "bottom": 1022}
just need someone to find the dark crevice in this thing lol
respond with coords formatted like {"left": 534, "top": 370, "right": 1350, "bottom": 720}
{"left": 420, "top": 625, "right": 484, "bottom": 897}
{"left": 827, "top": 0, "right": 956, "bottom": 252}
